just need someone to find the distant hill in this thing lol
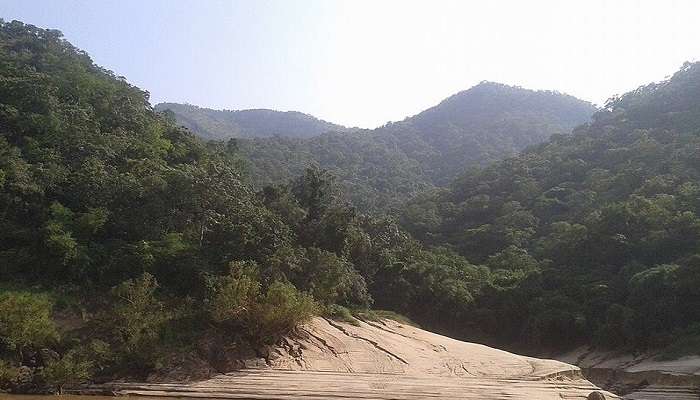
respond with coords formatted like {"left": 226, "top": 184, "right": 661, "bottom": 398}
{"left": 399, "top": 62, "right": 700, "bottom": 353}
{"left": 392, "top": 82, "right": 597, "bottom": 184}
{"left": 236, "top": 83, "right": 596, "bottom": 211}
{"left": 155, "top": 102, "right": 350, "bottom": 140}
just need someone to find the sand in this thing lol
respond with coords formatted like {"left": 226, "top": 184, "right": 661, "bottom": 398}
{"left": 86, "top": 317, "right": 617, "bottom": 399}
{"left": 559, "top": 347, "right": 700, "bottom": 399}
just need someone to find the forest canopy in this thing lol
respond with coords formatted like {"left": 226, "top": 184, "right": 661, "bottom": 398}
{"left": 0, "top": 20, "right": 484, "bottom": 390}
{"left": 162, "top": 82, "right": 595, "bottom": 212}
{"left": 1, "top": 17, "right": 699, "bottom": 394}
{"left": 400, "top": 61, "right": 700, "bottom": 351}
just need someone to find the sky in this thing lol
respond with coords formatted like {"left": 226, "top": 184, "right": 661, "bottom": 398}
{"left": 2, "top": 1, "right": 700, "bottom": 128}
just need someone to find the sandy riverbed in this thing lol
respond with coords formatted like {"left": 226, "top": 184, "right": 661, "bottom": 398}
{"left": 77, "top": 317, "right": 617, "bottom": 399}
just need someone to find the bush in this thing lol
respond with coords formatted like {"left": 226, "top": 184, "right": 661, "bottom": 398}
{"left": 355, "top": 309, "right": 419, "bottom": 327}
{"left": 660, "top": 323, "right": 700, "bottom": 360}
{"left": 0, "top": 292, "right": 59, "bottom": 362}
{"left": 40, "top": 350, "right": 92, "bottom": 394}
{"left": 298, "top": 248, "right": 372, "bottom": 307}
{"left": 247, "top": 281, "right": 318, "bottom": 345}
{"left": 209, "top": 261, "right": 261, "bottom": 324}
{"left": 324, "top": 304, "right": 359, "bottom": 326}
{"left": 108, "top": 273, "right": 170, "bottom": 370}
{"left": 0, "top": 359, "right": 20, "bottom": 389}
{"left": 207, "top": 261, "right": 318, "bottom": 344}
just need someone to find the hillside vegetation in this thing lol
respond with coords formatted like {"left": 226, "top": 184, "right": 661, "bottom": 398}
{"left": 165, "top": 83, "right": 595, "bottom": 212}
{"left": 0, "top": 20, "right": 484, "bottom": 392}
{"left": 155, "top": 103, "right": 351, "bottom": 140}
{"left": 2, "top": 17, "right": 699, "bottom": 395}
{"left": 400, "top": 62, "right": 700, "bottom": 352}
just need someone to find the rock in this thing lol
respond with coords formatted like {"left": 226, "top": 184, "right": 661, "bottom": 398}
{"left": 15, "top": 366, "right": 33, "bottom": 384}
{"left": 38, "top": 348, "right": 60, "bottom": 365}
{"left": 587, "top": 391, "right": 606, "bottom": 400}
{"left": 12, "top": 366, "right": 41, "bottom": 394}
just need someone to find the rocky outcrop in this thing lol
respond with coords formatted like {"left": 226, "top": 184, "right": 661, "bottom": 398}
{"left": 79, "top": 317, "right": 616, "bottom": 399}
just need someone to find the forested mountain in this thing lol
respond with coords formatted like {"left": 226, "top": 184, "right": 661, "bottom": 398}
{"left": 0, "top": 20, "right": 485, "bottom": 390}
{"left": 2, "top": 16, "right": 698, "bottom": 395}
{"left": 400, "top": 62, "right": 700, "bottom": 353}
{"left": 154, "top": 102, "right": 350, "bottom": 140}
{"left": 236, "top": 83, "right": 595, "bottom": 212}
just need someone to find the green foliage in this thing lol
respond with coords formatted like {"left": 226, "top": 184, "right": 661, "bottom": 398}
{"left": 355, "top": 310, "right": 419, "bottom": 328}
{"left": 400, "top": 62, "right": 700, "bottom": 352}
{"left": 0, "top": 359, "right": 20, "bottom": 388}
{"left": 155, "top": 103, "right": 350, "bottom": 140}
{"left": 246, "top": 281, "right": 318, "bottom": 345}
{"left": 192, "top": 83, "right": 595, "bottom": 213}
{"left": 660, "top": 323, "right": 700, "bottom": 360}
{"left": 0, "top": 292, "right": 58, "bottom": 361}
{"left": 40, "top": 349, "right": 93, "bottom": 394}
{"left": 108, "top": 273, "right": 170, "bottom": 369}
{"left": 298, "top": 248, "right": 370, "bottom": 307}
{"left": 207, "top": 261, "right": 319, "bottom": 344}
{"left": 209, "top": 261, "right": 261, "bottom": 323}
{"left": 324, "top": 304, "right": 359, "bottom": 326}
{"left": 4, "top": 18, "right": 700, "bottom": 393}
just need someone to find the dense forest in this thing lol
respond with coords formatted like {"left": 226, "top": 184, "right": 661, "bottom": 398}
{"left": 400, "top": 61, "right": 700, "bottom": 353}
{"left": 163, "top": 83, "right": 595, "bottom": 212}
{"left": 154, "top": 103, "right": 351, "bottom": 140}
{"left": 0, "top": 20, "right": 483, "bottom": 392}
{"left": 1, "top": 18, "right": 699, "bottom": 395}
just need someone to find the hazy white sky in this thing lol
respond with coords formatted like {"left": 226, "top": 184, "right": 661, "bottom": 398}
{"left": 2, "top": 0, "right": 700, "bottom": 128}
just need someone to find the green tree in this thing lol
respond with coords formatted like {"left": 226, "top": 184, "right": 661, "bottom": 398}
{"left": 108, "top": 273, "right": 170, "bottom": 368}
{"left": 40, "top": 350, "right": 93, "bottom": 394}
{"left": 0, "top": 292, "right": 58, "bottom": 363}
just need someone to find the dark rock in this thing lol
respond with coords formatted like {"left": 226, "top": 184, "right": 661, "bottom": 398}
{"left": 38, "top": 348, "right": 60, "bottom": 365}
{"left": 587, "top": 391, "right": 606, "bottom": 400}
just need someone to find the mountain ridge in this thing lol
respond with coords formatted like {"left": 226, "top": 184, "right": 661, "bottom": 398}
{"left": 155, "top": 102, "right": 352, "bottom": 140}
{"left": 232, "top": 82, "right": 596, "bottom": 211}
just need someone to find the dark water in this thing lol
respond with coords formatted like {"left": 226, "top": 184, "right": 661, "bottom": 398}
{"left": 0, "top": 396, "right": 159, "bottom": 400}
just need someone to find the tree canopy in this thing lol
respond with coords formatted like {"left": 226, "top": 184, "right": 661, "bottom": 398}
{"left": 400, "top": 61, "right": 700, "bottom": 352}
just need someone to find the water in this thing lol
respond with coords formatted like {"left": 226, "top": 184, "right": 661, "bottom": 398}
{"left": 0, "top": 396, "right": 163, "bottom": 400}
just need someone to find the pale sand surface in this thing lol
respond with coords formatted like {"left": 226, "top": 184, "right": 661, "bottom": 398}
{"left": 85, "top": 317, "right": 617, "bottom": 399}
{"left": 559, "top": 347, "right": 700, "bottom": 399}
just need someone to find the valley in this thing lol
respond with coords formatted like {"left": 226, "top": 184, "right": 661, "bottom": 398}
{"left": 0, "top": 13, "right": 699, "bottom": 400}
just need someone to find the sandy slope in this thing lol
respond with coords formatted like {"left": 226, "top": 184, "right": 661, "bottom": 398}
{"left": 88, "top": 317, "right": 617, "bottom": 399}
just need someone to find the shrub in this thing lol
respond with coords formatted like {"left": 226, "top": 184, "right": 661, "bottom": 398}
{"left": 0, "top": 292, "right": 59, "bottom": 362}
{"left": 324, "top": 304, "right": 359, "bottom": 326}
{"left": 355, "top": 310, "right": 419, "bottom": 327}
{"left": 108, "top": 273, "right": 170, "bottom": 370}
{"left": 0, "top": 359, "right": 20, "bottom": 389}
{"left": 299, "top": 248, "right": 372, "bottom": 307}
{"left": 248, "top": 281, "right": 317, "bottom": 344}
{"left": 40, "top": 350, "right": 92, "bottom": 394}
{"left": 209, "top": 261, "right": 261, "bottom": 324}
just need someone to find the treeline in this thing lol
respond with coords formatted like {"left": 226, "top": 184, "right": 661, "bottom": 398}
{"left": 400, "top": 62, "right": 700, "bottom": 353}
{"left": 2, "top": 16, "right": 699, "bottom": 394}
{"left": 0, "top": 20, "right": 484, "bottom": 392}
{"left": 164, "top": 82, "right": 595, "bottom": 213}
{"left": 154, "top": 103, "right": 352, "bottom": 140}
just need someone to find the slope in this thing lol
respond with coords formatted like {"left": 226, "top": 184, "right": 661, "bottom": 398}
{"left": 81, "top": 317, "right": 616, "bottom": 400}
{"left": 237, "top": 83, "right": 595, "bottom": 211}
{"left": 155, "top": 102, "right": 350, "bottom": 140}
{"left": 399, "top": 62, "right": 700, "bottom": 353}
